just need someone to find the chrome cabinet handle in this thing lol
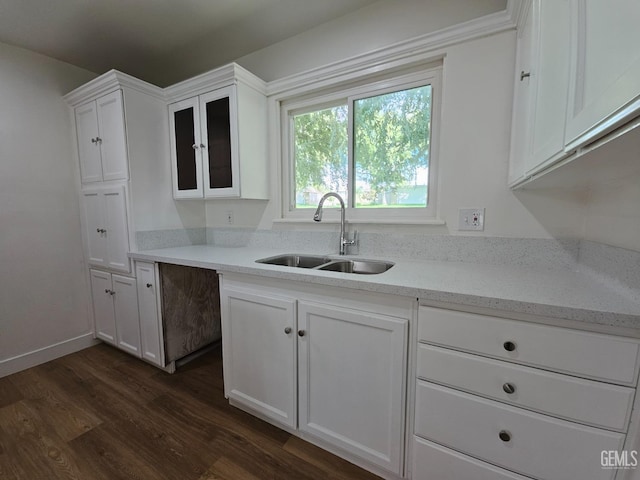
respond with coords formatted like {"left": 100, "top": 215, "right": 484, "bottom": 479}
{"left": 520, "top": 71, "right": 531, "bottom": 81}
{"left": 284, "top": 327, "right": 292, "bottom": 334}
{"left": 503, "top": 341, "right": 516, "bottom": 352}
{"left": 499, "top": 430, "right": 512, "bottom": 442}
{"left": 91, "top": 138, "right": 97, "bottom": 144}
{"left": 96, "top": 137, "right": 102, "bottom": 144}
{"left": 192, "top": 144, "right": 199, "bottom": 150}
{"left": 96, "top": 228, "right": 106, "bottom": 234}
{"left": 146, "top": 283, "right": 152, "bottom": 288}
{"left": 104, "top": 289, "right": 115, "bottom": 295}
{"left": 503, "top": 383, "right": 516, "bottom": 394}
{"left": 199, "top": 143, "right": 206, "bottom": 148}
{"left": 298, "top": 330, "right": 306, "bottom": 337}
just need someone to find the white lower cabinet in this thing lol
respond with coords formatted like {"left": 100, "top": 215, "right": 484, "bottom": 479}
{"left": 415, "top": 381, "right": 624, "bottom": 480}
{"left": 221, "top": 286, "right": 297, "bottom": 427}
{"left": 412, "top": 305, "right": 640, "bottom": 480}
{"left": 89, "top": 269, "right": 141, "bottom": 356}
{"left": 220, "top": 275, "right": 409, "bottom": 477}
{"left": 412, "top": 437, "right": 531, "bottom": 480}
{"left": 135, "top": 262, "right": 165, "bottom": 367}
{"left": 297, "top": 301, "right": 407, "bottom": 474}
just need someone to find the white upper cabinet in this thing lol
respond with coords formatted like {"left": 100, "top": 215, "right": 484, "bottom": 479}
{"left": 75, "top": 90, "right": 128, "bottom": 183}
{"left": 509, "top": 0, "right": 640, "bottom": 188}
{"left": 167, "top": 64, "right": 268, "bottom": 200}
{"left": 509, "top": 0, "right": 571, "bottom": 185}
{"left": 565, "top": 0, "right": 640, "bottom": 150}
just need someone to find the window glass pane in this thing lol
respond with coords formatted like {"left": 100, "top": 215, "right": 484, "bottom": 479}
{"left": 293, "top": 106, "right": 348, "bottom": 208}
{"left": 174, "top": 107, "right": 197, "bottom": 191}
{"left": 353, "top": 85, "right": 432, "bottom": 208}
{"left": 206, "top": 97, "right": 232, "bottom": 189}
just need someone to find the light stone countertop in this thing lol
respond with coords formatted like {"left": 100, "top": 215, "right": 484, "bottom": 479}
{"left": 130, "top": 245, "right": 640, "bottom": 332}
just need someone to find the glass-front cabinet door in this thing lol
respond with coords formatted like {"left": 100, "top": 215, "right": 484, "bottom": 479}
{"left": 168, "top": 86, "right": 239, "bottom": 199}
{"left": 169, "top": 97, "right": 203, "bottom": 199}
{"left": 200, "top": 86, "right": 239, "bottom": 198}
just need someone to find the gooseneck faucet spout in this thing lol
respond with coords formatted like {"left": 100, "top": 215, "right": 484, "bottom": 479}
{"left": 313, "top": 192, "right": 357, "bottom": 255}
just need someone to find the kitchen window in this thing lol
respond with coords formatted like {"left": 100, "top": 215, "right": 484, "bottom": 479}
{"left": 281, "top": 67, "right": 441, "bottom": 222}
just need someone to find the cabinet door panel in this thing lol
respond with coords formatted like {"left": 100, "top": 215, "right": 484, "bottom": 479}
{"left": 112, "top": 274, "right": 141, "bottom": 357}
{"left": 96, "top": 90, "right": 128, "bottom": 181}
{"left": 566, "top": 0, "right": 640, "bottom": 148}
{"left": 221, "top": 286, "right": 297, "bottom": 428}
{"left": 528, "top": 0, "right": 571, "bottom": 170}
{"left": 103, "top": 186, "right": 130, "bottom": 273}
{"left": 508, "top": 1, "right": 535, "bottom": 184}
{"left": 298, "top": 301, "right": 407, "bottom": 475}
{"left": 81, "top": 190, "right": 107, "bottom": 268}
{"left": 136, "top": 262, "right": 163, "bottom": 366}
{"left": 201, "top": 86, "right": 239, "bottom": 198}
{"left": 75, "top": 101, "right": 102, "bottom": 183}
{"left": 90, "top": 270, "right": 116, "bottom": 345}
{"left": 169, "top": 98, "right": 203, "bottom": 198}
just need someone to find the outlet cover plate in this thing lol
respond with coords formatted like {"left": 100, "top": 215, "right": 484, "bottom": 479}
{"left": 458, "top": 208, "right": 485, "bottom": 231}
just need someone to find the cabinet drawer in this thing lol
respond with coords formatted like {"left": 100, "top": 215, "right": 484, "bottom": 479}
{"left": 417, "top": 344, "right": 635, "bottom": 431}
{"left": 412, "top": 436, "right": 531, "bottom": 480}
{"left": 415, "top": 381, "right": 624, "bottom": 480}
{"left": 418, "top": 306, "right": 640, "bottom": 385}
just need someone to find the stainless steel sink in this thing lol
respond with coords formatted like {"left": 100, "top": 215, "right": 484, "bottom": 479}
{"left": 256, "top": 254, "right": 394, "bottom": 275}
{"left": 316, "top": 259, "right": 394, "bottom": 274}
{"left": 255, "top": 254, "right": 331, "bottom": 268}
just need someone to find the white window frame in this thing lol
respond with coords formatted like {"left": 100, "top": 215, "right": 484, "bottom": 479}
{"left": 280, "top": 67, "right": 442, "bottom": 224}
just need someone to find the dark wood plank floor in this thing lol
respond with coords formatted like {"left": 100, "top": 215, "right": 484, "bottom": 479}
{"left": 0, "top": 344, "right": 380, "bottom": 480}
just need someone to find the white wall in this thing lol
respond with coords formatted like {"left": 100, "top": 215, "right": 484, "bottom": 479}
{"left": 207, "top": 20, "right": 586, "bottom": 240}
{"left": 0, "top": 42, "right": 97, "bottom": 373}
{"left": 238, "top": 0, "right": 507, "bottom": 82}
{"left": 583, "top": 175, "right": 640, "bottom": 252}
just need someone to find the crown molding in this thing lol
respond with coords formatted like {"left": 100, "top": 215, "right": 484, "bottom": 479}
{"left": 266, "top": 3, "right": 519, "bottom": 98}
{"left": 508, "top": 0, "right": 531, "bottom": 31}
{"left": 63, "top": 70, "right": 164, "bottom": 106}
{"left": 164, "top": 63, "right": 267, "bottom": 103}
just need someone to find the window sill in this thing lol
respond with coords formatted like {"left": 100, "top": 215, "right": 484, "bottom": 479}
{"left": 273, "top": 217, "right": 446, "bottom": 226}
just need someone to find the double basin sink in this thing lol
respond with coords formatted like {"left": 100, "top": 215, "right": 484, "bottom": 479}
{"left": 256, "top": 254, "right": 394, "bottom": 275}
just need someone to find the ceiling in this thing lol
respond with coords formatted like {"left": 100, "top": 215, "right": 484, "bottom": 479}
{"left": 0, "top": 0, "right": 381, "bottom": 86}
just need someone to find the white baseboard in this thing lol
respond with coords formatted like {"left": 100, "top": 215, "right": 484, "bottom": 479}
{"left": 0, "top": 333, "right": 99, "bottom": 378}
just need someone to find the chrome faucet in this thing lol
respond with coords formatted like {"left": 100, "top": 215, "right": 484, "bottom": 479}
{"left": 313, "top": 192, "right": 357, "bottom": 255}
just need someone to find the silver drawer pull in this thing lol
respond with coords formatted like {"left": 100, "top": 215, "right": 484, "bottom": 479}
{"left": 503, "top": 383, "right": 516, "bottom": 394}
{"left": 284, "top": 327, "right": 292, "bottom": 335}
{"left": 499, "top": 430, "right": 512, "bottom": 442}
{"left": 298, "top": 329, "right": 306, "bottom": 337}
{"left": 503, "top": 341, "right": 517, "bottom": 352}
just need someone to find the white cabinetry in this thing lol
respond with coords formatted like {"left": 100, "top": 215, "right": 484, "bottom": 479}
{"left": 222, "top": 286, "right": 297, "bottom": 427}
{"left": 565, "top": 0, "right": 640, "bottom": 150}
{"left": 167, "top": 63, "right": 268, "bottom": 200}
{"left": 510, "top": 0, "right": 640, "bottom": 188}
{"left": 509, "top": 0, "right": 571, "bottom": 185}
{"left": 297, "top": 301, "right": 407, "bottom": 474}
{"left": 135, "top": 262, "right": 165, "bottom": 367}
{"left": 81, "top": 185, "right": 131, "bottom": 273}
{"left": 411, "top": 305, "right": 640, "bottom": 480}
{"left": 75, "top": 90, "right": 128, "bottom": 184}
{"left": 220, "top": 274, "right": 409, "bottom": 476}
{"left": 89, "top": 269, "right": 141, "bottom": 357}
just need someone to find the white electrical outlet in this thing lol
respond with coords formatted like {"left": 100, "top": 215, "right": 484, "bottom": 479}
{"left": 458, "top": 208, "right": 484, "bottom": 231}
{"left": 226, "top": 211, "right": 234, "bottom": 225}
